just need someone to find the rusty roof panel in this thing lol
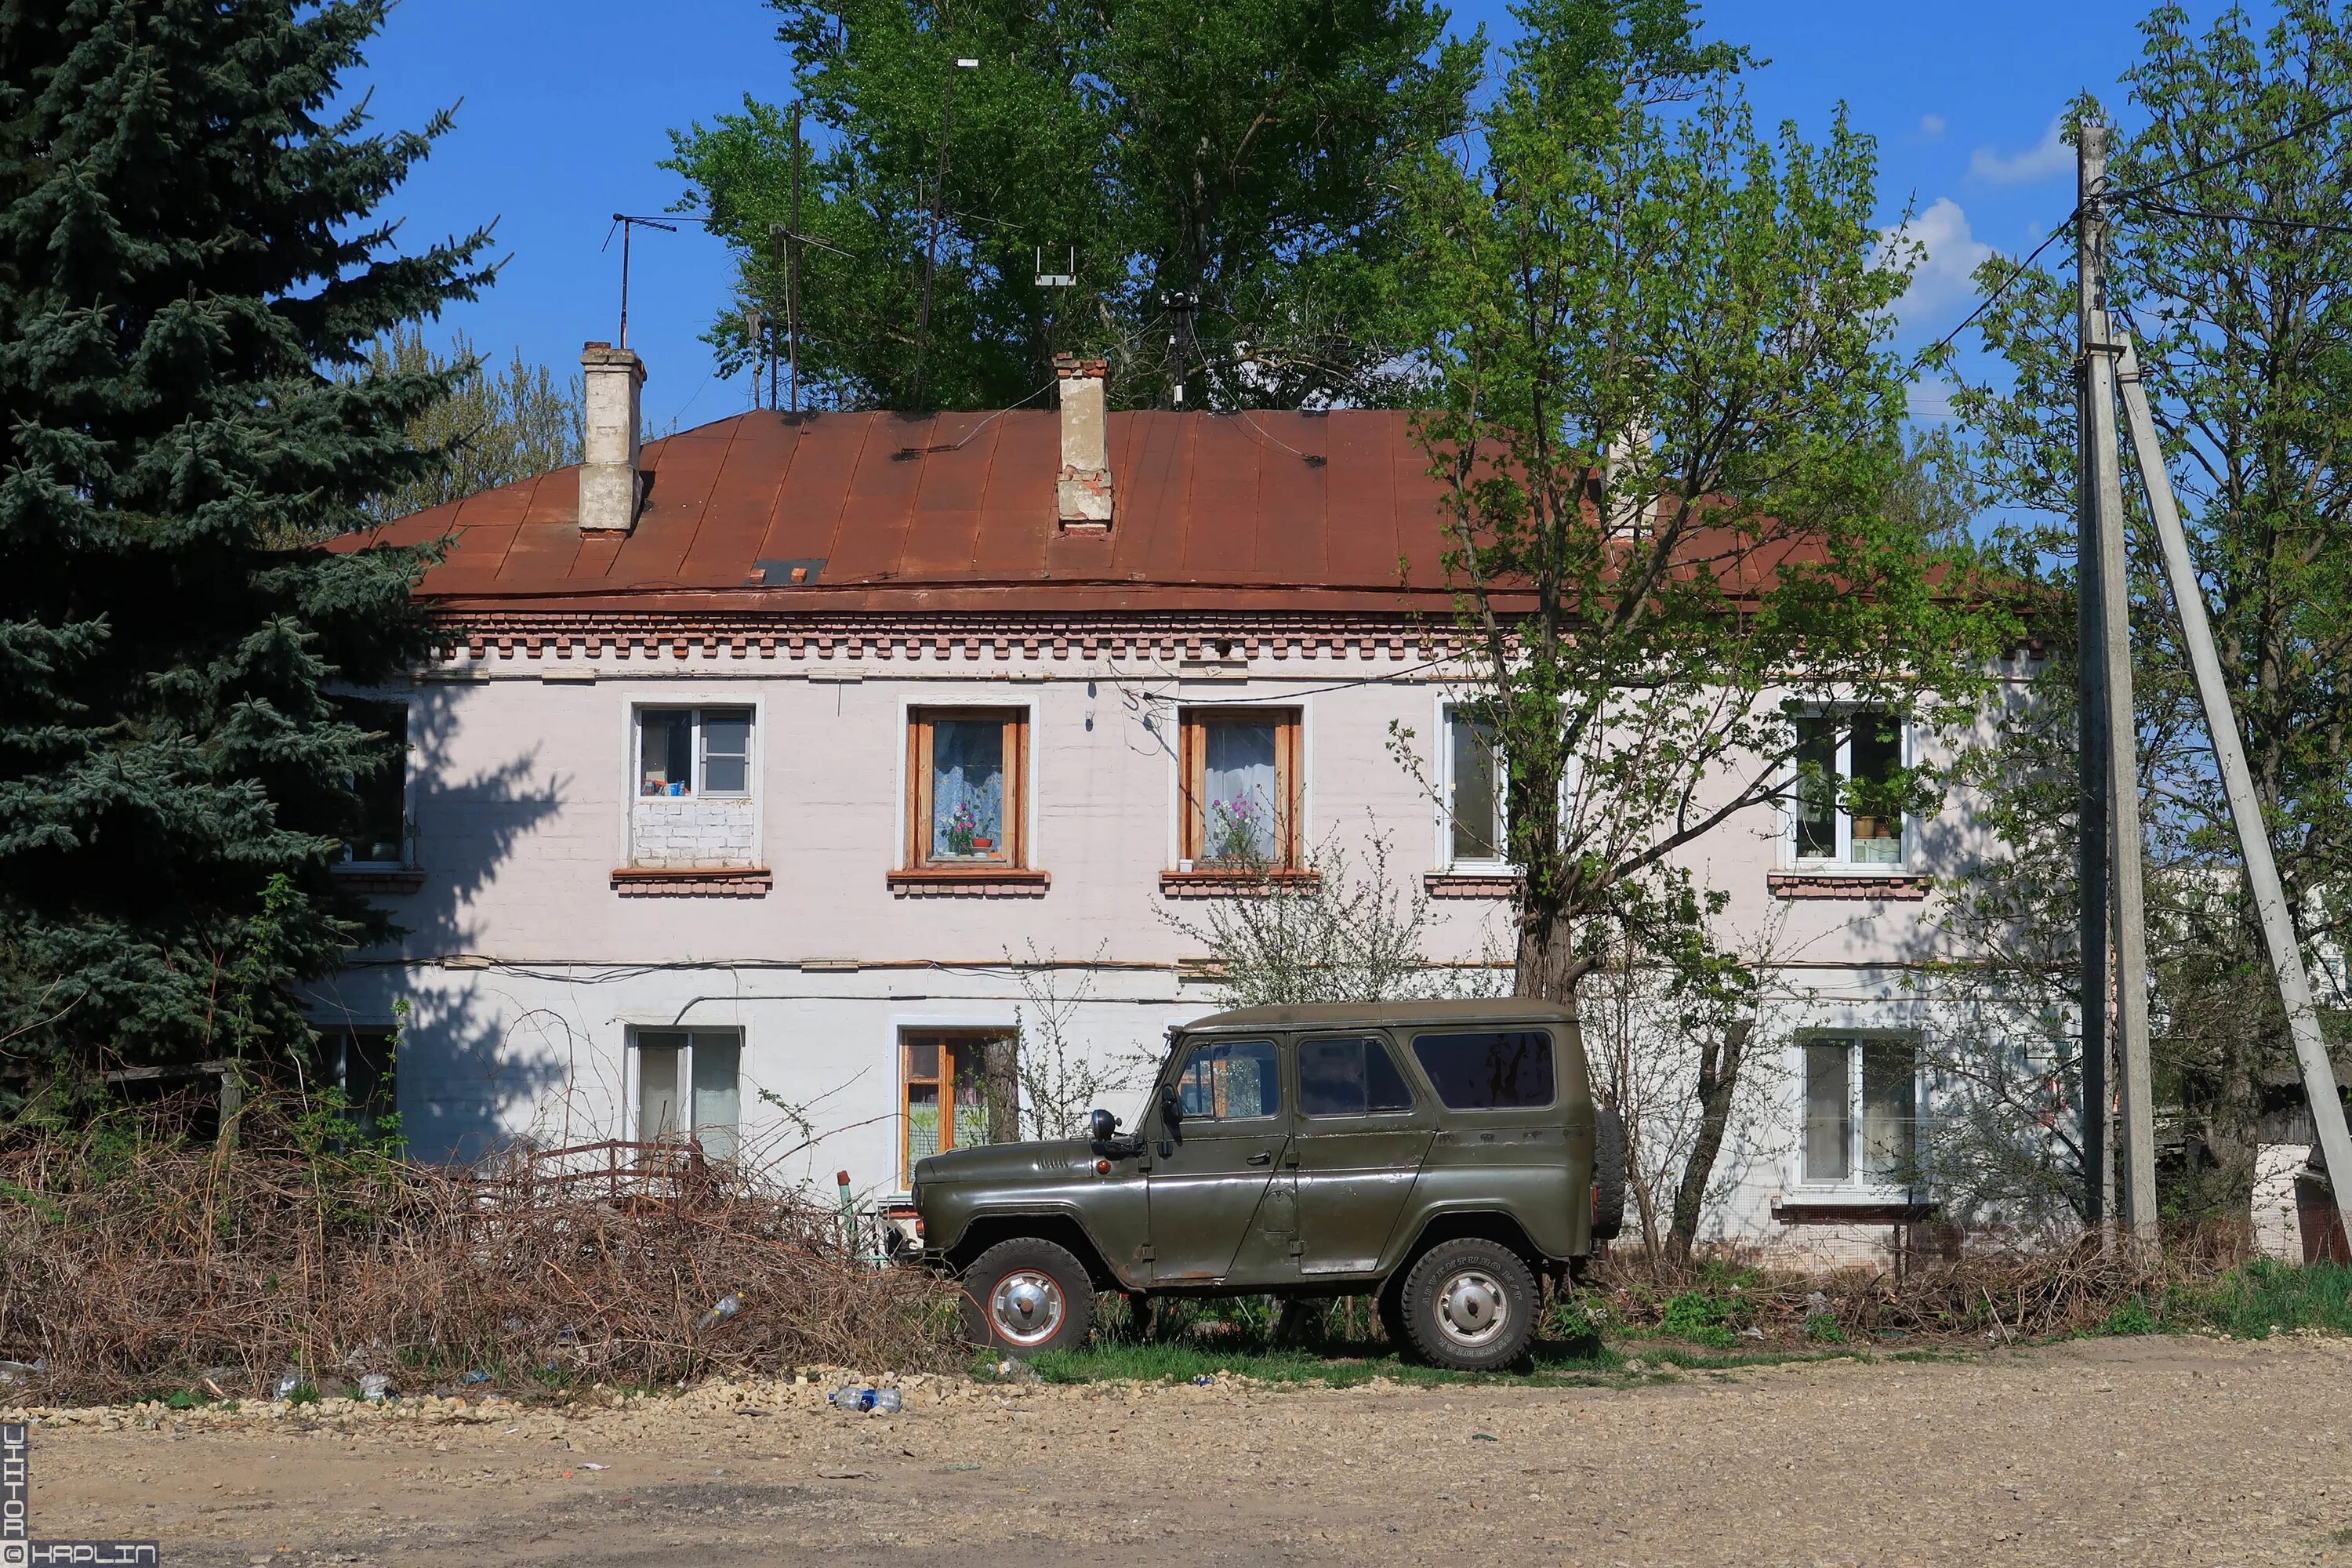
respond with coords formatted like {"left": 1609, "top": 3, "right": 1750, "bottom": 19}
{"left": 327, "top": 405, "right": 1603, "bottom": 615}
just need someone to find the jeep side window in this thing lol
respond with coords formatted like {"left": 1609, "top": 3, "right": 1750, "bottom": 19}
{"left": 1298, "top": 1036, "right": 1415, "bottom": 1117}
{"left": 1174, "top": 1039, "right": 1280, "bottom": 1120}
{"left": 1410, "top": 1029, "right": 1556, "bottom": 1110}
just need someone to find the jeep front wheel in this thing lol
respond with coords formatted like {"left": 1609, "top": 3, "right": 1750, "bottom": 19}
{"left": 1398, "top": 1238, "right": 1538, "bottom": 1372}
{"left": 959, "top": 1237, "right": 1097, "bottom": 1357}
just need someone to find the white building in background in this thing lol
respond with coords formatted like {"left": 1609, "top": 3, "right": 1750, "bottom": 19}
{"left": 313, "top": 344, "right": 2024, "bottom": 1264}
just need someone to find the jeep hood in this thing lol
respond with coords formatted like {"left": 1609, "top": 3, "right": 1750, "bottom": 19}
{"left": 914, "top": 1139, "right": 1094, "bottom": 1186}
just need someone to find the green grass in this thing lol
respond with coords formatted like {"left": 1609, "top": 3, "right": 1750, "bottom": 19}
{"left": 1026, "top": 1336, "right": 1624, "bottom": 1388}
{"left": 2185, "top": 1258, "right": 2352, "bottom": 1338}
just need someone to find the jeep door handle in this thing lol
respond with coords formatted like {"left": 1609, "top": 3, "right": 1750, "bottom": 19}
{"left": 1247, "top": 1151, "right": 1272, "bottom": 1166}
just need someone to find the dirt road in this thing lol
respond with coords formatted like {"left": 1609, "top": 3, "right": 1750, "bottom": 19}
{"left": 23, "top": 1334, "right": 2352, "bottom": 1566}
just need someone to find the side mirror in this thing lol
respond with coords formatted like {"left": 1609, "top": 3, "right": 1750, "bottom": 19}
{"left": 1159, "top": 1083, "right": 1185, "bottom": 1128}
{"left": 1089, "top": 1109, "right": 1120, "bottom": 1144}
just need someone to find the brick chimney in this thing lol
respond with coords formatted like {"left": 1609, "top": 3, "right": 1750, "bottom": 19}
{"left": 1054, "top": 354, "right": 1112, "bottom": 531}
{"left": 579, "top": 341, "right": 646, "bottom": 534}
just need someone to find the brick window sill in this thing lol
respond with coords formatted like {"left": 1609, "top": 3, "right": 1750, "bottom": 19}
{"left": 332, "top": 866, "right": 425, "bottom": 896}
{"left": 1766, "top": 872, "right": 1930, "bottom": 902}
{"left": 1424, "top": 870, "right": 1521, "bottom": 899}
{"left": 887, "top": 867, "right": 1051, "bottom": 898}
{"left": 1160, "top": 868, "right": 1322, "bottom": 898}
{"left": 611, "top": 866, "right": 771, "bottom": 898}
{"left": 1770, "top": 1196, "right": 1940, "bottom": 1225}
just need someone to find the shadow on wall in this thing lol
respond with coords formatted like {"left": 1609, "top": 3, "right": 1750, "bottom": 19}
{"left": 309, "top": 678, "right": 573, "bottom": 1165}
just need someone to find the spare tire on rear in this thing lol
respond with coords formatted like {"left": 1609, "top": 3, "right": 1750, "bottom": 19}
{"left": 1592, "top": 1102, "right": 1628, "bottom": 1243}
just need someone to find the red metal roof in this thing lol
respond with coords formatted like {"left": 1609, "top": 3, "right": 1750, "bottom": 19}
{"left": 350, "top": 408, "right": 1473, "bottom": 616}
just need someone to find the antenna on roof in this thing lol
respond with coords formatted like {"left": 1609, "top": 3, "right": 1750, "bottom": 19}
{"left": 1160, "top": 290, "right": 1198, "bottom": 408}
{"left": 602, "top": 214, "right": 681, "bottom": 351}
{"left": 1036, "top": 247, "right": 1076, "bottom": 288}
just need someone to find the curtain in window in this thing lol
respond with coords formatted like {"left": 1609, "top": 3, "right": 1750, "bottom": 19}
{"left": 1802, "top": 1039, "right": 1852, "bottom": 1181}
{"left": 638, "top": 1039, "right": 684, "bottom": 1142}
{"left": 1202, "top": 722, "right": 1278, "bottom": 862}
{"left": 931, "top": 720, "right": 1006, "bottom": 859}
{"left": 1859, "top": 1039, "right": 1917, "bottom": 1181}
{"left": 691, "top": 1036, "right": 742, "bottom": 1163}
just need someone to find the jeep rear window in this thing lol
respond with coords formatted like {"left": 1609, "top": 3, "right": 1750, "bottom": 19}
{"left": 1410, "top": 1030, "right": 1555, "bottom": 1109}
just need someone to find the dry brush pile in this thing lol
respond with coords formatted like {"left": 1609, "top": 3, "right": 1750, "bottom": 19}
{"left": 0, "top": 1100, "right": 960, "bottom": 1405}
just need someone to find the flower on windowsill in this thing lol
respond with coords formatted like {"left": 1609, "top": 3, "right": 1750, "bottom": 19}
{"left": 1203, "top": 795, "right": 1273, "bottom": 866}
{"left": 940, "top": 801, "right": 997, "bottom": 858}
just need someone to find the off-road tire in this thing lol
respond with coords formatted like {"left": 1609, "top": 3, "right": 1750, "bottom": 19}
{"left": 1592, "top": 1103, "right": 1629, "bottom": 1243}
{"left": 1398, "top": 1239, "right": 1539, "bottom": 1372}
{"left": 958, "top": 1237, "right": 1096, "bottom": 1358}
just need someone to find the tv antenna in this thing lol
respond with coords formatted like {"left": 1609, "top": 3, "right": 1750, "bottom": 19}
{"left": 1160, "top": 290, "right": 1198, "bottom": 408}
{"left": 602, "top": 213, "right": 681, "bottom": 350}
{"left": 1035, "top": 247, "right": 1076, "bottom": 288}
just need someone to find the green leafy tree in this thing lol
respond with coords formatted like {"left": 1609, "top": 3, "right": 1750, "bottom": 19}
{"left": 1404, "top": 3, "right": 2011, "bottom": 1054}
{"left": 1951, "top": 2, "right": 2352, "bottom": 1213}
{"left": 0, "top": 0, "right": 492, "bottom": 1098}
{"left": 354, "top": 327, "right": 583, "bottom": 529}
{"left": 667, "top": 0, "right": 1480, "bottom": 410}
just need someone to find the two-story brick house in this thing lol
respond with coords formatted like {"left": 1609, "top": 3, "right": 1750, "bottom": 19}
{"left": 314, "top": 343, "right": 2003, "bottom": 1258}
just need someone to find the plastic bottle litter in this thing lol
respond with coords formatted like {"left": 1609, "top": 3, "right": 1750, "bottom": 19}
{"left": 272, "top": 1371, "right": 303, "bottom": 1400}
{"left": 459, "top": 1369, "right": 492, "bottom": 1385}
{"left": 827, "top": 1386, "right": 899, "bottom": 1413}
{"left": 358, "top": 1374, "right": 393, "bottom": 1402}
{"left": 697, "top": 1292, "right": 743, "bottom": 1332}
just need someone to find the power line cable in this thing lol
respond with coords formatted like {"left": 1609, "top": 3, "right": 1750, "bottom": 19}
{"left": 2107, "top": 99, "right": 2352, "bottom": 200}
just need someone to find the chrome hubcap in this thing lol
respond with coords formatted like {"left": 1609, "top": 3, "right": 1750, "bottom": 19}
{"left": 1436, "top": 1270, "right": 1509, "bottom": 1348}
{"left": 989, "top": 1269, "right": 1065, "bottom": 1346}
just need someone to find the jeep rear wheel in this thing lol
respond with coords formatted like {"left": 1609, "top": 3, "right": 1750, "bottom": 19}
{"left": 959, "top": 1237, "right": 1096, "bottom": 1357}
{"left": 1398, "top": 1238, "right": 1539, "bottom": 1372}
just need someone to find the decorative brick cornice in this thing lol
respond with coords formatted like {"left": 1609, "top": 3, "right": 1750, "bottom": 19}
{"left": 421, "top": 609, "right": 1461, "bottom": 670}
{"left": 1424, "top": 870, "right": 1521, "bottom": 899}
{"left": 1160, "top": 868, "right": 1324, "bottom": 899}
{"left": 610, "top": 866, "right": 771, "bottom": 898}
{"left": 887, "top": 867, "right": 1051, "bottom": 898}
{"left": 1766, "top": 872, "right": 1931, "bottom": 902}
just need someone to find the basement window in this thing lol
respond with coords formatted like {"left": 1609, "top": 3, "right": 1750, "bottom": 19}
{"left": 633, "top": 1029, "right": 742, "bottom": 1163}
{"left": 1801, "top": 1034, "right": 1920, "bottom": 1186}
{"left": 902, "top": 1032, "right": 1018, "bottom": 1185}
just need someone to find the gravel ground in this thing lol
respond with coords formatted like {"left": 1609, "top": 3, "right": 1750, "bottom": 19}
{"left": 17, "top": 1334, "right": 2352, "bottom": 1566}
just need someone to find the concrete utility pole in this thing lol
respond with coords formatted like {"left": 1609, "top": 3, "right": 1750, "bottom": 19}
{"left": 2077, "top": 122, "right": 2160, "bottom": 1243}
{"left": 2114, "top": 331, "right": 2352, "bottom": 1254}
{"left": 2074, "top": 138, "right": 2111, "bottom": 1228}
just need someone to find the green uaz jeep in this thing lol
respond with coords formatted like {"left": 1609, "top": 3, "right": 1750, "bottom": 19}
{"left": 912, "top": 999, "right": 1628, "bottom": 1372}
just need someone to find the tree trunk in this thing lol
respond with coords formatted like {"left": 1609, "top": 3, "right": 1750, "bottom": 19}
{"left": 1668, "top": 1022, "right": 1751, "bottom": 1261}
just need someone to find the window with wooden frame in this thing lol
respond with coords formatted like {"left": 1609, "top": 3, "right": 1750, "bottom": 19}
{"left": 1178, "top": 707, "right": 1303, "bottom": 871}
{"left": 902, "top": 1031, "right": 1018, "bottom": 1185}
{"left": 905, "top": 708, "right": 1030, "bottom": 871}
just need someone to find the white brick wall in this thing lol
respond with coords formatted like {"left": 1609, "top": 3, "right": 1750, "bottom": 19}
{"left": 630, "top": 797, "right": 757, "bottom": 867}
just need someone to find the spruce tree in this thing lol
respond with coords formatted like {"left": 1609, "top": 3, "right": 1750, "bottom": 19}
{"left": 0, "top": 1, "right": 492, "bottom": 1098}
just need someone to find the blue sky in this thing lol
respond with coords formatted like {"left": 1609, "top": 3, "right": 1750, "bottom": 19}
{"left": 355, "top": 0, "right": 2198, "bottom": 431}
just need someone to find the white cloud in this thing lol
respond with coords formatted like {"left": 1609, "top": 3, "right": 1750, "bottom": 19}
{"left": 1919, "top": 114, "right": 1947, "bottom": 140}
{"left": 1881, "top": 198, "right": 1995, "bottom": 325}
{"left": 1969, "top": 117, "right": 2071, "bottom": 184}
